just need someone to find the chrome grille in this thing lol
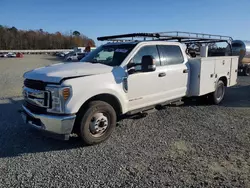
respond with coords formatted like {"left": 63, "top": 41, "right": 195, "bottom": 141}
{"left": 23, "top": 87, "right": 50, "bottom": 108}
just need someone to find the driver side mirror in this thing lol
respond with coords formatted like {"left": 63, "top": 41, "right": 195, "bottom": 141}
{"left": 141, "top": 55, "right": 156, "bottom": 72}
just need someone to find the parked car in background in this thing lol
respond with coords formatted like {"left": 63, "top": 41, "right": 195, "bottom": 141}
{"left": 58, "top": 52, "right": 65, "bottom": 58}
{"left": 53, "top": 52, "right": 60, "bottom": 56}
{"left": 16, "top": 52, "right": 24, "bottom": 58}
{"left": 77, "top": 52, "right": 87, "bottom": 61}
{"left": 7, "top": 52, "right": 16, "bottom": 58}
{"left": 55, "top": 51, "right": 70, "bottom": 58}
{"left": 65, "top": 52, "right": 85, "bottom": 62}
{"left": 0, "top": 52, "right": 9, "bottom": 57}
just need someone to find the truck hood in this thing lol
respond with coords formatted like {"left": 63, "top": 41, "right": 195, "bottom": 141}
{"left": 23, "top": 62, "right": 113, "bottom": 83}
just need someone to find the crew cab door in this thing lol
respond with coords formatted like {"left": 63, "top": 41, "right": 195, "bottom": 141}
{"left": 156, "top": 44, "right": 189, "bottom": 100}
{"left": 126, "top": 45, "right": 167, "bottom": 111}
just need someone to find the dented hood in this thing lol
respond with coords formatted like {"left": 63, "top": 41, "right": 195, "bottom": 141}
{"left": 23, "top": 62, "right": 113, "bottom": 83}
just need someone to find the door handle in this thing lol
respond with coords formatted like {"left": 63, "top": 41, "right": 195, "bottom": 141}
{"left": 183, "top": 69, "right": 188, "bottom": 73}
{"left": 158, "top": 72, "right": 166, "bottom": 77}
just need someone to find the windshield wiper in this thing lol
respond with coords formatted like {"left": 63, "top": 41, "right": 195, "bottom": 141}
{"left": 89, "top": 61, "right": 99, "bottom": 64}
{"left": 88, "top": 59, "right": 100, "bottom": 64}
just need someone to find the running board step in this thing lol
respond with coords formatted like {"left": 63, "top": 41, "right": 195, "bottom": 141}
{"left": 126, "top": 98, "right": 183, "bottom": 116}
{"left": 167, "top": 100, "right": 184, "bottom": 106}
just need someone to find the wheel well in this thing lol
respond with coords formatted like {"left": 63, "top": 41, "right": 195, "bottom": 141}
{"left": 72, "top": 94, "right": 122, "bottom": 134}
{"left": 78, "top": 94, "right": 122, "bottom": 116}
{"left": 219, "top": 76, "right": 227, "bottom": 86}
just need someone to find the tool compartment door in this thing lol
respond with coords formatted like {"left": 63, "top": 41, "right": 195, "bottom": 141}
{"left": 229, "top": 56, "right": 238, "bottom": 86}
{"left": 199, "top": 59, "right": 216, "bottom": 96}
{"left": 215, "top": 57, "right": 231, "bottom": 79}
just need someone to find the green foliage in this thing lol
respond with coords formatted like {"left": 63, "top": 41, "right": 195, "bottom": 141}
{"left": 0, "top": 26, "right": 95, "bottom": 50}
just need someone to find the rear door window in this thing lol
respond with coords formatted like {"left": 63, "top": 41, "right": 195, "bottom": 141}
{"left": 157, "top": 45, "right": 184, "bottom": 66}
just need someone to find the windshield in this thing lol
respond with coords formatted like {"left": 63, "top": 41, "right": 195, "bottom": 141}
{"left": 80, "top": 44, "right": 136, "bottom": 66}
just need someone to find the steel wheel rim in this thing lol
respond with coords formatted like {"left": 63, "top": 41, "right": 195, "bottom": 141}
{"left": 216, "top": 84, "right": 225, "bottom": 101}
{"left": 89, "top": 112, "right": 109, "bottom": 137}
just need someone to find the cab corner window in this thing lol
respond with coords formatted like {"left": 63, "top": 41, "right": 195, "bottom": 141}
{"left": 158, "top": 45, "right": 184, "bottom": 66}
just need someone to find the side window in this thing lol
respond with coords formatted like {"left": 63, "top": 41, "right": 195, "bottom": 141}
{"left": 158, "top": 45, "right": 184, "bottom": 66}
{"left": 131, "top": 45, "right": 161, "bottom": 67}
{"left": 96, "top": 51, "right": 114, "bottom": 62}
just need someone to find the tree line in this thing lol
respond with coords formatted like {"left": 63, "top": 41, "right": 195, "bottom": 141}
{"left": 0, "top": 25, "right": 95, "bottom": 50}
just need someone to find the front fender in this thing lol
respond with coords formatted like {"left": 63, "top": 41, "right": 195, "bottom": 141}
{"left": 62, "top": 75, "right": 128, "bottom": 114}
{"left": 68, "top": 89, "right": 127, "bottom": 114}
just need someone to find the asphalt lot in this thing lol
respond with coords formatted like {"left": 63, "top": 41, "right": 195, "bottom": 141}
{"left": 0, "top": 55, "right": 250, "bottom": 187}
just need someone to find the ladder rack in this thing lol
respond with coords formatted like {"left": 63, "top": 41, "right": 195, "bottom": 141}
{"left": 97, "top": 31, "right": 233, "bottom": 45}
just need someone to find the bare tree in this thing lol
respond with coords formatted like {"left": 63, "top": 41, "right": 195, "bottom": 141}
{"left": 0, "top": 26, "right": 96, "bottom": 50}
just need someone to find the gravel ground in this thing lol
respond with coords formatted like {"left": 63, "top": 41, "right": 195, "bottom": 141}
{"left": 0, "top": 55, "right": 250, "bottom": 187}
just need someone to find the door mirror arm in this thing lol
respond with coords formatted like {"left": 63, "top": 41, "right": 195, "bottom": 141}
{"left": 127, "top": 68, "right": 136, "bottom": 75}
{"left": 127, "top": 62, "right": 137, "bottom": 69}
{"left": 127, "top": 62, "right": 141, "bottom": 75}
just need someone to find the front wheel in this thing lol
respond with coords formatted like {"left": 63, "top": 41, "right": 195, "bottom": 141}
{"left": 77, "top": 101, "right": 117, "bottom": 145}
{"left": 208, "top": 80, "right": 225, "bottom": 105}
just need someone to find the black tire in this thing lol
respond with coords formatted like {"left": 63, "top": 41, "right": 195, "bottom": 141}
{"left": 243, "top": 65, "right": 250, "bottom": 76}
{"left": 199, "top": 94, "right": 210, "bottom": 104}
{"left": 208, "top": 80, "right": 225, "bottom": 105}
{"left": 77, "top": 101, "right": 117, "bottom": 145}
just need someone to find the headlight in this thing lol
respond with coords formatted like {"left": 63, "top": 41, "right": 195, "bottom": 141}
{"left": 46, "top": 85, "right": 72, "bottom": 114}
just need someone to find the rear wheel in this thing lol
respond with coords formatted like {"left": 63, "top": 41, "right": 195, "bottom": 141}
{"left": 208, "top": 80, "right": 225, "bottom": 105}
{"left": 77, "top": 101, "right": 117, "bottom": 145}
{"left": 243, "top": 65, "right": 250, "bottom": 76}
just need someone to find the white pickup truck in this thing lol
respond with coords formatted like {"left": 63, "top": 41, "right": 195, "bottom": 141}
{"left": 20, "top": 32, "right": 238, "bottom": 145}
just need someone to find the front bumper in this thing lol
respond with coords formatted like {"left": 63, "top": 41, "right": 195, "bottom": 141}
{"left": 20, "top": 105, "right": 76, "bottom": 140}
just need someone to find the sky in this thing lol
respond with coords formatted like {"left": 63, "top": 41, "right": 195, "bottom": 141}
{"left": 1, "top": 0, "right": 250, "bottom": 46}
